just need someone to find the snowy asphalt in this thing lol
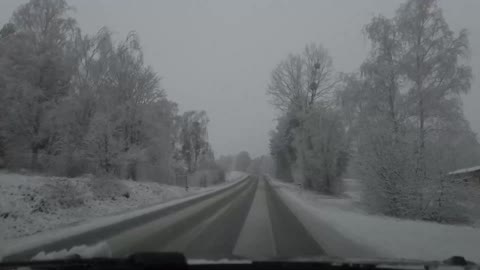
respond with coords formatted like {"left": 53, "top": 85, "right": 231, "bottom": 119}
{"left": 4, "top": 176, "right": 325, "bottom": 261}
{"left": 108, "top": 176, "right": 324, "bottom": 260}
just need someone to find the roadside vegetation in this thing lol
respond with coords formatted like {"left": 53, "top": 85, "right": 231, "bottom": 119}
{"left": 0, "top": 0, "right": 224, "bottom": 185}
{"left": 268, "top": 0, "right": 480, "bottom": 223}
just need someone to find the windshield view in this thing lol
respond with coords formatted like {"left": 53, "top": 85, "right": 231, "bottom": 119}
{"left": 1, "top": 0, "right": 480, "bottom": 266}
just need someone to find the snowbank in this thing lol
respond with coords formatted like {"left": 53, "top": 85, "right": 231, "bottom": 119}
{"left": 0, "top": 172, "right": 222, "bottom": 241}
{"left": 32, "top": 242, "right": 111, "bottom": 260}
{"left": 448, "top": 165, "right": 480, "bottom": 175}
{"left": 270, "top": 178, "right": 480, "bottom": 263}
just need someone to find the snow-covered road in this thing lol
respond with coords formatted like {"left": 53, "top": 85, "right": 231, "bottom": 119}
{"left": 2, "top": 176, "right": 328, "bottom": 261}
{"left": 5, "top": 174, "right": 478, "bottom": 263}
{"left": 105, "top": 176, "right": 326, "bottom": 260}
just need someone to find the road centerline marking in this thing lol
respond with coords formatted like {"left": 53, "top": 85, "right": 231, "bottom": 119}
{"left": 232, "top": 178, "right": 276, "bottom": 260}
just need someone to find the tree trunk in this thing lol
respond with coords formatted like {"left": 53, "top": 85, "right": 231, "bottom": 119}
{"left": 127, "top": 160, "right": 137, "bottom": 180}
{"left": 419, "top": 99, "right": 426, "bottom": 178}
{"left": 388, "top": 73, "right": 399, "bottom": 136}
{"left": 415, "top": 84, "right": 427, "bottom": 216}
{"left": 31, "top": 146, "right": 39, "bottom": 171}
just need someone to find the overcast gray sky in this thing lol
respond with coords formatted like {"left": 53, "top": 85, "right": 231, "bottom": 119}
{"left": 1, "top": 0, "right": 479, "bottom": 158}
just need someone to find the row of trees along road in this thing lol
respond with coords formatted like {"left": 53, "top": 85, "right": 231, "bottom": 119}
{"left": 0, "top": 0, "right": 218, "bottom": 184}
{"left": 268, "top": 0, "right": 480, "bottom": 223}
{"left": 216, "top": 151, "right": 274, "bottom": 176}
{"left": 217, "top": 151, "right": 251, "bottom": 172}
{"left": 268, "top": 43, "right": 349, "bottom": 195}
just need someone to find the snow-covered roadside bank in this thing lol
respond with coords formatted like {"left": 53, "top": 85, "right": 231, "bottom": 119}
{"left": 0, "top": 173, "right": 201, "bottom": 241}
{"left": 269, "top": 178, "right": 480, "bottom": 263}
{"left": 0, "top": 172, "right": 249, "bottom": 260}
{"left": 0, "top": 172, "right": 248, "bottom": 242}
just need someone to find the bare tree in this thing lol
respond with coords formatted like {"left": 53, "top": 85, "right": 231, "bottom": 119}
{"left": 267, "top": 54, "right": 305, "bottom": 112}
{"left": 267, "top": 44, "right": 337, "bottom": 113}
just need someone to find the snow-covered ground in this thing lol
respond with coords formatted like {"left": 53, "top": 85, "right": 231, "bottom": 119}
{"left": 0, "top": 172, "right": 246, "bottom": 242}
{"left": 32, "top": 242, "right": 112, "bottom": 260}
{"left": 269, "top": 178, "right": 480, "bottom": 263}
{"left": 448, "top": 165, "right": 480, "bottom": 175}
{"left": 0, "top": 172, "right": 249, "bottom": 260}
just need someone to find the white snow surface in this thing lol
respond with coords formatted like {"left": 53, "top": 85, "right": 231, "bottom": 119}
{"left": 0, "top": 172, "right": 248, "bottom": 260}
{"left": 269, "top": 178, "right": 480, "bottom": 263}
{"left": 0, "top": 172, "right": 209, "bottom": 241}
{"left": 448, "top": 165, "right": 480, "bottom": 175}
{"left": 32, "top": 242, "right": 112, "bottom": 260}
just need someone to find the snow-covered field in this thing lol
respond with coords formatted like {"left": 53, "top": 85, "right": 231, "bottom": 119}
{"left": 0, "top": 172, "right": 245, "bottom": 242}
{"left": 270, "top": 178, "right": 480, "bottom": 263}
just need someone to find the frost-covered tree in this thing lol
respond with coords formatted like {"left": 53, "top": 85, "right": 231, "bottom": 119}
{"left": 269, "top": 112, "right": 297, "bottom": 181}
{"left": 176, "top": 111, "right": 210, "bottom": 174}
{"left": 0, "top": 0, "right": 181, "bottom": 182}
{"left": 216, "top": 155, "right": 234, "bottom": 172}
{"left": 50, "top": 28, "right": 114, "bottom": 175}
{"left": 51, "top": 28, "right": 172, "bottom": 179}
{"left": 296, "top": 106, "right": 348, "bottom": 193}
{"left": 267, "top": 44, "right": 346, "bottom": 193}
{"left": 235, "top": 151, "right": 251, "bottom": 172}
{"left": 341, "top": 0, "right": 479, "bottom": 221}
{"left": 0, "top": 23, "right": 17, "bottom": 167}
{"left": 396, "top": 0, "right": 472, "bottom": 182}
{"left": 0, "top": 0, "right": 79, "bottom": 170}
{"left": 340, "top": 14, "right": 415, "bottom": 216}
{"left": 247, "top": 155, "right": 275, "bottom": 176}
{"left": 0, "top": 23, "right": 15, "bottom": 38}
{"left": 396, "top": 0, "right": 473, "bottom": 220}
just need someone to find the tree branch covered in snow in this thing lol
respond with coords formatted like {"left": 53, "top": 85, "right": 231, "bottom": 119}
{"left": 338, "top": 0, "right": 480, "bottom": 223}
{"left": 0, "top": 0, "right": 221, "bottom": 184}
{"left": 267, "top": 0, "right": 480, "bottom": 223}
{"left": 267, "top": 44, "right": 348, "bottom": 194}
